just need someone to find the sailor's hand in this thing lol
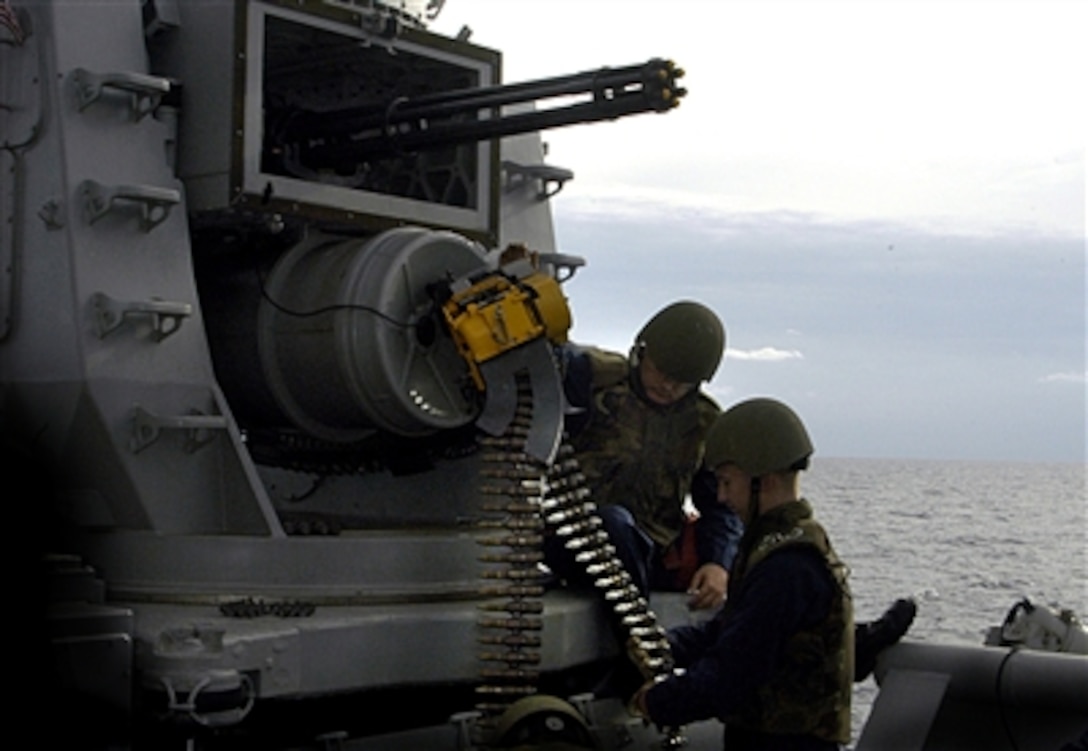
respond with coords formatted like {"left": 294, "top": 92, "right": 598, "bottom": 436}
{"left": 686, "top": 563, "right": 728, "bottom": 610}
{"left": 627, "top": 680, "right": 655, "bottom": 719}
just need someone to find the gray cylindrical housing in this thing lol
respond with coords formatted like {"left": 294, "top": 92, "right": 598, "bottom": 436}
{"left": 256, "top": 226, "right": 486, "bottom": 441}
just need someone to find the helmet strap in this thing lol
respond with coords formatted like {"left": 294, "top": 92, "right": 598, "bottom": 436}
{"left": 629, "top": 348, "right": 648, "bottom": 400}
{"left": 747, "top": 476, "right": 762, "bottom": 522}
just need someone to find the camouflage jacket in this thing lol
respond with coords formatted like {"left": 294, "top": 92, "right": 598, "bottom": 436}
{"left": 560, "top": 344, "right": 732, "bottom": 564}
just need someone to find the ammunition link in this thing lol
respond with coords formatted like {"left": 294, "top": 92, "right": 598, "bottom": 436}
{"left": 475, "top": 376, "right": 549, "bottom": 729}
{"left": 474, "top": 371, "right": 678, "bottom": 745}
{"left": 541, "top": 444, "right": 676, "bottom": 684}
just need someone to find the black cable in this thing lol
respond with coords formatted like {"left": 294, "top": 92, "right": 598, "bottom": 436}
{"left": 994, "top": 646, "right": 1020, "bottom": 751}
{"left": 253, "top": 262, "right": 414, "bottom": 329}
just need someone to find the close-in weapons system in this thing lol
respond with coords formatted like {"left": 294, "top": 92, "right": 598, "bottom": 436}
{"left": 2, "top": 1, "right": 700, "bottom": 748}
{"left": 7, "top": 4, "right": 1088, "bottom": 751}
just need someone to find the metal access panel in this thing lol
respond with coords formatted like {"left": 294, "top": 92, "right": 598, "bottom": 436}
{"left": 161, "top": 0, "right": 501, "bottom": 242}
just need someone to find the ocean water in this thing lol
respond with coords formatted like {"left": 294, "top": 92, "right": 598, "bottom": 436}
{"left": 803, "top": 457, "right": 1088, "bottom": 743}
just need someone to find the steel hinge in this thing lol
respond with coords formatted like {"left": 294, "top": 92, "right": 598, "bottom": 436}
{"left": 92, "top": 292, "right": 192, "bottom": 342}
{"left": 130, "top": 405, "right": 228, "bottom": 454}
{"left": 72, "top": 68, "right": 171, "bottom": 121}
{"left": 80, "top": 179, "right": 180, "bottom": 232}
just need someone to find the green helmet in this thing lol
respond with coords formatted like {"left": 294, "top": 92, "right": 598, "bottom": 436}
{"left": 635, "top": 301, "right": 725, "bottom": 383}
{"left": 704, "top": 397, "right": 813, "bottom": 476}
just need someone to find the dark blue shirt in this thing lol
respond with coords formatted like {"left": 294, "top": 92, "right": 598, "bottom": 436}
{"left": 646, "top": 546, "right": 839, "bottom": 750}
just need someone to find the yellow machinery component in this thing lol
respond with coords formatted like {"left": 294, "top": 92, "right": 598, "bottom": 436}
{"left": 443, "top": 245, "right": 581, "bottom": 464}
{"left": 442, "top": 262, "right": 571, "bottom": 392}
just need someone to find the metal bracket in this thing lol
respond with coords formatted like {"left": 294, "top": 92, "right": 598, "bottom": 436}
{"left": 72, "top": 68, "right": 171, "bottom": 121}
{"left": 92, "top": 292, "right": 192, "bottom": 342}
{"left": 448, "top": 710, "right": 482, "bottom": 751}
{"left": 152, "top": 670, "right": 255, "bottom": 728}
{"left": 130, "top": 405, "right": 228, "bottom": 454}
{"left": 322, "top": 0, "right": 402, "bottom": 40}
{"left": 535, "top": 253, "right": 586, "bottom": 283}
{"left": 502, "top": 160, "right": 574, "bottom": 199}
{"left": 80, "top": 179, "right": 180, "bottom": 232}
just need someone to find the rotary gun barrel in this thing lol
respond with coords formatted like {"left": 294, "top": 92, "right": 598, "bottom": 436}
{"left": 280, "top": 57, "right": 686, "bottom": 166}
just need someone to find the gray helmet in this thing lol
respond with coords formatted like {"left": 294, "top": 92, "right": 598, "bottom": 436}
{"left": 704, "top": 398, "right": 813, "bottom": 476}
{"left": 635, "top": 301, "right": 725, "bottom": 383}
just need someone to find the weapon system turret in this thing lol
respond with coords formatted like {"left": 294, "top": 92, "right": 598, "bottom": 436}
{"left": 2, "top": 2, "right": 692, "bottom": 748}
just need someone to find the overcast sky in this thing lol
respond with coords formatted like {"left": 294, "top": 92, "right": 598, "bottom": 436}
{"left": 433, "top": 0, "right": 1087, "bottom": 463}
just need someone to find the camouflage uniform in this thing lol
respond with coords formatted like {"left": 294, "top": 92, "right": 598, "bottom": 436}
{"left": 553, "top": 344, "right": 740, "bottom": 592}
{"left": 646, "top": 499, "right": 854, "bottom": 750}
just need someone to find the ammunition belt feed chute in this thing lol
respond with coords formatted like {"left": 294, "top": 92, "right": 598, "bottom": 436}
{"left": 444, "top": 250, "right": 681, "bottom": 743}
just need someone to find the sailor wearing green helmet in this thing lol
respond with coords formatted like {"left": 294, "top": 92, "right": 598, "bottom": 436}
{"left": 631, "top": 398, "right": 855, "bottom": 750}
{"left": 633, "top": 299, "right": 725, "bottom": 405}
{"left": 545, "top": 300, "right": 742, "bottom": 612}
